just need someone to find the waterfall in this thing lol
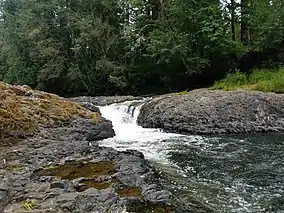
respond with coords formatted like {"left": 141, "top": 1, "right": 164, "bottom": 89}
{"left": 98, "top": 99, "right": 193, "bottom": 163}
{"left": 97, "top": 99, "right": 284, "bottom": 212}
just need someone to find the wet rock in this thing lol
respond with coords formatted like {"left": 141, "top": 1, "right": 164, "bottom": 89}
{"left": 50, "top": 181, "right": 66, "bottom": 189}
{"left": 1, "top": 120, "right": 172, "bottom": 212}
{"left": 86, "top": 120, "right": 115, "bottom": 141}
{"left": 144, "top": 190, "right": 172, "bottom": 203}
{"left": 138, "top": 89, "right": 284, "bottom": 134}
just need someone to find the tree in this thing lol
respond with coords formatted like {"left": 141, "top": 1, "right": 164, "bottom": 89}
{"left": 0, "top": 0, "right": 283, "bottom": 95}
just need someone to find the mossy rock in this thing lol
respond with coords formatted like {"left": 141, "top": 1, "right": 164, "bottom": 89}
{"left": 0, "top": 81, "right": 101, "bottom": 146}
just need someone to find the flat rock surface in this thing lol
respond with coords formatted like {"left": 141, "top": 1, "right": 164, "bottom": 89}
{"left": 0, "top": 118, "right": 172, "bottom": 212}
{"left": 138, "top": 89, "right": 284, "bottom": 134}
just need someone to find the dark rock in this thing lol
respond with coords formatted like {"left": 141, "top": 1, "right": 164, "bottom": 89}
{"left": 0, "top": 181, "right": 11, "bottom": 211}
{"left": 144, "top": 190, "right": 172, "bottom": 203}
{"left": 138, "top": 89, "right": 284, "bottom": 134}
{"left": 56, "top": 193, "right": 79, "bottom": 203}
{"left": 78, "top": 103, "right": 100, "bottom": 113}
{"left": 50, "top": 181, "right": 66, "bottom": 189}
{"left": 86, "top": 120, "right": 115, "bottom": 141}
{"left": 2, "top": 112, "right": 172, "bottom": 212}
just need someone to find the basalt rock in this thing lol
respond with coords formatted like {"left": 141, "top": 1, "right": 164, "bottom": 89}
{"left": 1, "top": 116, "right": 172, "bottom": 213}
{"left": 138, "top": 89, "right": 284, "bottom": 135}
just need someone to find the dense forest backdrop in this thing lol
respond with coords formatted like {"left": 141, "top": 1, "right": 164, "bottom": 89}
{"left": 0, "top": 0, "right": 283, "bottom": 96}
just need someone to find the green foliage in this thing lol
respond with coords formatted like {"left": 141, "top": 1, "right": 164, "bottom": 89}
{"left": 177, "top": 90, "right": 189, "bottom": 95}
{"left": 213, "top": 68, "right": 284, "bottom": 93}
{"left": 251, "top": 69, "right": 284, "bottom": 93}
{"left": 213, "top": 71, "right": 248, "bottom": 90}
{"left": 21, "top": 200, "right": 36, "bottom": 210}
{"left": 0, "top": 0, "right": 283, "bottom": 95}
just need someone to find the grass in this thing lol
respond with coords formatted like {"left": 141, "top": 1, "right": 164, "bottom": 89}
{"left": 213, "top": 68, "right": 284, "bottom": 93}
{"left": 21, "top": 200, "right": 36, "bottom": 210}
{"left": 0, "top": 81, "right": 101, "bottom": 145}
{"left": 177, "top": 90, "right": 189, "bottom": 95}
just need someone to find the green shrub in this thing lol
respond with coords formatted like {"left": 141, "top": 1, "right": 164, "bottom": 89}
{"left": 213, "top": 68, "right": 284, "bottom": 93}
{"left": 213, "top": 71, "right": 248, "bottom": 90}
{"left": 177, "top": 90, "right": 189, "bottom": 95}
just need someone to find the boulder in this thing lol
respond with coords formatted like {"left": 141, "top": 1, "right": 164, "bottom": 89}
{"left": 138, "top": 89, "right": 284, "bottom": 134}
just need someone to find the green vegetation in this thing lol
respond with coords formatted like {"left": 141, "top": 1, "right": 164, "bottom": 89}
{"left": 21, "top": 200, "right": 36, "bottom": 211}
{"left": 213, "top": 68, "right": 284, "bottom": 93}
{"left": 177, "top": 90, "right": 189, "bottom": 96}
{"left": 0, "top": 0, "right": 283, "bottom": 95}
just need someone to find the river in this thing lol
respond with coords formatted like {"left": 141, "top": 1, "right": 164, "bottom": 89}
{"left": 98, "top": 100, "right": 284, "bottom": 213}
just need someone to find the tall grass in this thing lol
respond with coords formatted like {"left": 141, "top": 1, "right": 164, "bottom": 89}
{"left": 213, "top": 68, "right": 284, "bottom": 93}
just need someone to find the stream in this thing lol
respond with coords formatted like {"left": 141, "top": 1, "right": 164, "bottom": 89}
{"left": 98, "top": 100, "right": 284, "bottom": 213}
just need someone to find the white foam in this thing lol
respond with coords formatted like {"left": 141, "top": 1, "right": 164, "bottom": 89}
{"left": 98, "top": 100, "right": 199, "bottom": 163}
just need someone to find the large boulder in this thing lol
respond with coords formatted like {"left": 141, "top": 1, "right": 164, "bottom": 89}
{"left": 138, "top": 89, "right": 284, "bottom": 134}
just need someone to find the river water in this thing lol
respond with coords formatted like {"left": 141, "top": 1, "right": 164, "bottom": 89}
{"left": 99, "top": 100, "right": 284, "bottom": 213}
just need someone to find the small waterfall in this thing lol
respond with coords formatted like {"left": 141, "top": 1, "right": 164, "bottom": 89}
{"left": 98, "top": 99, "right": 284, "bottom": 212}
{"left": 98, "top": 99, "right": 193, "bottom": 162}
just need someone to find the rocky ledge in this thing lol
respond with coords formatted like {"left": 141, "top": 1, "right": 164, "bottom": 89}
{"left": 0, "top": 82, "right": 172, "bottom": 212}
{"left": 0, "top": 81, "right": 106, "bottom": 146}
{"left": 138, "top": 89, "right": 284, "bottom": 134}
{"left": 71, "top": 96, "right": 140, "bottom": 108}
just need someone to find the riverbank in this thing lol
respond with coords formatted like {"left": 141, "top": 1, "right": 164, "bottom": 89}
{"left": 0, "top": 82, "right": 172, "bottom": 212}
{"left": 213, "top": 68, "right": 284, "bottom": 93}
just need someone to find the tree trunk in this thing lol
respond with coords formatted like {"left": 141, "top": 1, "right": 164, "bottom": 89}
{"left": 241, "top": 0, "right": 249, "bottom": 45}
{"left": 231, "top": 0, "right": 236, "bottom": 41}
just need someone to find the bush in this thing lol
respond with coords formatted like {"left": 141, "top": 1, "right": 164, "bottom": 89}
{"left": 213, "top": 68, "right": 284, "bottom": 93}
{"left": 213, "top": 71, "right": 248, "bottom": 90}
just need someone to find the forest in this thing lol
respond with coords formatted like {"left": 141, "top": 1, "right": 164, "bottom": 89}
{"left": 0, "top": 0, "right": 283, "bottom": 96}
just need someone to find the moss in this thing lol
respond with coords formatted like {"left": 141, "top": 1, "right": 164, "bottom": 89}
{"left": 75, "top": 180, "right": 112, "bottom": 192}
{"left": 115, "top": 187, "right": 143, "bottom": 198}
{"left": 20, "top": 200, "right": 36, "bottom": 211}
{"left": 0, "top": 81, "right": 100, "bottom": 146}
{"left": 35, "top": 161, "right": 116, "bottom": 180}
{"left": 126, "top": 203, "right": 173, "bottom": 213}
{"left": 5, "top": 164, "right": 25, "bottom": 172}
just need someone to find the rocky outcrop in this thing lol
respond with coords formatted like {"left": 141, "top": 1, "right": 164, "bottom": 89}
{"left": 0, "top": 117, "right": 172, "bottom": 213}
{"left": 0, "top": 82, "right": 172, "bottom": 212}
{"left": 138, "top": 89, "right": 284, "bottom": 134}
{"left": 0, "top": 82, "right": 107, "bottom": 146}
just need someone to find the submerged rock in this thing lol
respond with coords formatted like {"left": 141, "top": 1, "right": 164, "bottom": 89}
{"left": 138, "top": 89, "right": 284, "bottom": 134}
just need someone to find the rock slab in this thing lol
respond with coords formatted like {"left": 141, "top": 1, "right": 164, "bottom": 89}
{"left": 138, "top": 89, "right": 284, "bottom": 134}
